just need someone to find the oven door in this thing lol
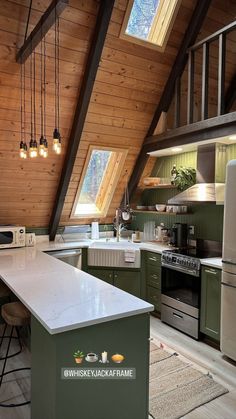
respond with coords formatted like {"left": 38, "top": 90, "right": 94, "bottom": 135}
{"left": 0, "top": 230, "right": 15, "bottom": 248}
{"left": 161, "top": 265, "right": 200, "bottom": 319}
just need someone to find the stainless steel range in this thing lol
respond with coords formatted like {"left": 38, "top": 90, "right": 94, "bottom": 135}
{"left": 161, "top": 241, "right": 222, "bottom": 339}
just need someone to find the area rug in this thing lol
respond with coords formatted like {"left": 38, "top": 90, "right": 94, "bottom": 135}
{"left": 149, "top": 342, "right": 228, "bottom": 419}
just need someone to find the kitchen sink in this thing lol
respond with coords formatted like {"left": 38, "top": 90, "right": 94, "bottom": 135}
{"left": 88, "top": 240, "right": 140, "bottom": 268}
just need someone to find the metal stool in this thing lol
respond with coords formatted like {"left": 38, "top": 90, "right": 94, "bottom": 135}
{"left": 0, "top": 301, "right": 31, "bottom": 407}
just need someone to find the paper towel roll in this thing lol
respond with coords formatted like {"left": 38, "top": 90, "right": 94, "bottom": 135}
{"left": 91, "top": 222, "right": 99, "bottom": 239}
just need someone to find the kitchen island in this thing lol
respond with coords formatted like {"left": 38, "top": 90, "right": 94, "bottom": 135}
{"left": 0, "top": 247, "right": 153, "bottom": 419}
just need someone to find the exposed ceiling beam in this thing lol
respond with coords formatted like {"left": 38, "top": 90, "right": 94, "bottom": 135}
{"left": 16, "top": 0, "right": 68, "bottom": 64}
{"left": 225, "top": 74, "right": 236, "bottom": 113}
{"left": 145, "top": 112, "right": 236, "bottom": 152}
{"left": 126, "top": 0, "right": 212, "bottom": 202}
{"left": 49, "top": 0, "right": 115, "bottom": 241}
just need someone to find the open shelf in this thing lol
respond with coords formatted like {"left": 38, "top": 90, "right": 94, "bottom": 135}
{"left": 133, "top": 210, "right": 190, "bottom": 215}
{"left": 139, "top": 184, "right": 177, "bottom": 190}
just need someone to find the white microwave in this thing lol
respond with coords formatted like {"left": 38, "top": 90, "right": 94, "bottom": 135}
{"left": 0, "top": 226, "right": 26, "bottom": 249}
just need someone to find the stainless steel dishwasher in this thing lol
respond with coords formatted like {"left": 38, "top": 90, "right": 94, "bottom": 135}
{"left": 46, "top": 249, "right": 82, "bottom": 269}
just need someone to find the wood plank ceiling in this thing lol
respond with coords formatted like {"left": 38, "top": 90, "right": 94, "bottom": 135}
{"left": 0, "top": 0, "right": 235, "bottom": 228}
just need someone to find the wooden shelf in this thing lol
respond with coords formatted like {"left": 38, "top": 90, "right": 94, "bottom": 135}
{"left": 133, "top": 210, "right": 190, "bottom": 215}
{"left": 138, "top": 184, "right": 177, "bottom": 190}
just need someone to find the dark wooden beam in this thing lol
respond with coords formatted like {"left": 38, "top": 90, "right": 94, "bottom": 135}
{"left": 126, "top": 0, "right": 212, "bottom": 203}
{"left": 187, "top": 50, "right": 195, "bottom": 124}
{"left": 225, "top": 74, "right": 236, "bottom": 113}
{"left": 145, "top": 112, "right": 236, "bottom": 152}
{"left": 201, "top": 42, "right": 209, "bottom": 120}
{"left": 16, "top": 0, "right": 68, "bottom": 64}
{"left": 49, "top": 0, "right": 115, "bottom": 240}
{"left": 174, "top": 77, "right": 181, "bottom": 128}
{"left": 217, "top": 33, "right": 226, "bottom": 116}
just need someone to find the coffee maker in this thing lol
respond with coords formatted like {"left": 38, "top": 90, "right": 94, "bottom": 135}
{"left": 170, "top": 223, "right": 188, "bottom": 248}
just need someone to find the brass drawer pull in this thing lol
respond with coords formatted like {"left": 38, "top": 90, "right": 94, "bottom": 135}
{"left": 148, "top": 257, "right": 157, "bottom": 262}
{"left": 151, "top": 274, "right": 158, "bottom": 279}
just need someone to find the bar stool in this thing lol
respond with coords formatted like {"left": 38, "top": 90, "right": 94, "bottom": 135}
{"left": 0, "top": 301, "right": 31, "bottom": 407}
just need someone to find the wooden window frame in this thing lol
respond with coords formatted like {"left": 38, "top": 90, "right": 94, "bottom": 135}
{"left": 120, "top": 0, "right": 181, "bottom": 52}
{"left": 70, "top": 146, "right": 128, "bottom": 219}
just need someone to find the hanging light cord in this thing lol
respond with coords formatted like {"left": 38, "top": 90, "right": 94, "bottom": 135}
{"left": 54, "top": 8, "right": 57, "bottom": 130}
{"left": 40, "top": 32, "right": 43, "bottom": 138}
{"left": 25, "top": 0, "right": 33, "bottom": 41}
{"left": 30, "top": 50, "right": 33, "bottom": 138}
{"left": 20, "top": 60, "right": 23, "bottom": 143}
{"left": 33, "top": 50, "right": 36, "bottom": 140}
{"left": 23, "top": 62, "right": 26, "bottom": 139}
{"left": 57, "top": 16, "right": 60, "bottom": 132}
{"left": 43, "top": 36, "right": 46, "bottom": 138}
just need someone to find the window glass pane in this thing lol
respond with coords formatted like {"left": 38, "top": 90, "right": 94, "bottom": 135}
{"left": 126, "top": 0, "right": 159, "bottom": 41}
{"left": 75, "top": 149, "right": 112, "bottom": 215}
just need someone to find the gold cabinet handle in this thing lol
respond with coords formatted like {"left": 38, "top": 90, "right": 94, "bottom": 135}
{"left": 149, "top": 257, "right": 157, "bottom": 262}
{"left": 205, "top": 269, "right": 217, "bottom": 275}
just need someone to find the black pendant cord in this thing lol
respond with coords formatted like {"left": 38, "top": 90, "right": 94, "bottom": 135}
{"left": 33, "top": 50, "right": 36, "bottom": 141}
{"left": 57, "top": 16, "right": 60, "bottom": 133}
{"left": 40, "top": 31, "right": 43, "bottom": 138}
{"left": 43, "top": 36, "right": 46, "bottom": 139}
{"left": 30, "top": 49, "right": 33, "bottom": 139}
{"left": 54, "top": 8, "right": 58, "bottom": 131}
{"left": 23, "top": 63, "right": 26, "bottom": 141}
{"left": 20, "top": 59, "right": 23, "bottom": 143}
{"left": 25, "top": 0, "right": 33, "bottom": 41}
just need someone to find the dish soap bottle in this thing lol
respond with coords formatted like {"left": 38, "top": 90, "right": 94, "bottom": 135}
{"left": 171, "top": 164, "right": 177, "bottom": 185}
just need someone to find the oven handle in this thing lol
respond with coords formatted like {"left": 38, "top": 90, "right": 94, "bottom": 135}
{"left": 161, "top": 262, "right": 200, "bottom": 277}
{"left": 173, "top": 312, "right": 183, "bottom": 319}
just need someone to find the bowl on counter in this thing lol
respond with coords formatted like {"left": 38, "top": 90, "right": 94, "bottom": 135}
{"left": 155, "top": 204, "right": 166, "bottom": 212}
{"left": 136, "top": 205, "right": 148, "bottom": 210}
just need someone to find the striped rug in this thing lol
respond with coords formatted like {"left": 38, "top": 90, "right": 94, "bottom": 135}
{"left": 149, "top": 342, "right": 228, "bottom": 419}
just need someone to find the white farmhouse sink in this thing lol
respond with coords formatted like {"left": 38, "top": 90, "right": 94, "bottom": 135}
{"left": 88, "top": 241, "right": 140, "bottom": 268}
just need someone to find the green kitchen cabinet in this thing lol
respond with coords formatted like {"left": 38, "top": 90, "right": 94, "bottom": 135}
{"left": 87, "top": 268, "right": 113, "bottom": 284}
{"left": 200, "top": 266, "right": 221, "bottom": 341}
{"left": 85, "top": 265, "right": 141, "bottom": 298}
{"left": 142, "top": 251, "right": 162, "bottom": 313}
{"left": 113, "top": 270, "right": 141, "bottom": 297}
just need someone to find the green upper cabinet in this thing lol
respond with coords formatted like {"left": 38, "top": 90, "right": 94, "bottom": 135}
{"left": 200, "top": 266, "right": 221, "bottom": 341}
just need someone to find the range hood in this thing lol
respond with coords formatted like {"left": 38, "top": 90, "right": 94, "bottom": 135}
{"left": 168, "top": 143, "right": 226, "bottom": 205}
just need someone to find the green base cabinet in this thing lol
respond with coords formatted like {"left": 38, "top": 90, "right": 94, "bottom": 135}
{"left": 142, "top": 251, "right": 162, "bottom": 313}
{"left": 86, "top": 267, "right": 141, "bottom": 298}
{"left": 200, "top": 266, "right": 221, "bottom": 341}
{"left": 31, "top": 314, "right": 150, "bottom": 419}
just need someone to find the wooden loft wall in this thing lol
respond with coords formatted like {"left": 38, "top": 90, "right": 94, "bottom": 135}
{"left": 0, "top": 0, "right": 97, "bottom": 227}
{"left": 166, "top": 0, "right": 236, "bottom": 129}
{"left": 60, "top": 0, "right": 197, "bottom": 226}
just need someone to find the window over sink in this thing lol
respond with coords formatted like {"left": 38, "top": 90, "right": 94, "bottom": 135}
{"left": 71, "top": 146, "right": 127, "bottom": 219}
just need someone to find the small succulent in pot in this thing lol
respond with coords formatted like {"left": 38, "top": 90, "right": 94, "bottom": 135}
{"left": 174, "top": 166, "right": 196, "bottom": 191}
{"left": 73, "top": 350, "right": 85, "bottom": 364}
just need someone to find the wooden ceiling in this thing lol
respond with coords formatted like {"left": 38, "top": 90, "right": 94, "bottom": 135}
{"left": 0, "top": 0, "right": 235, "bottom": 228}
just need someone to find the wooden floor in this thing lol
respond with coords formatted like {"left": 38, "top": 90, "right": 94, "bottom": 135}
{"left": 150, "top": 316, "right": 236, "bottom": 419}
{"left": 0, "top": 321, "right": 236, "bottom": 418}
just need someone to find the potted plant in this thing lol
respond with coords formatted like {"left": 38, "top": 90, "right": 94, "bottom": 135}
{"left": 174, "top": 166, "right": 196, "bottom": 191}
{"left": 73, "top": 350, "right": 85, "bottom": 364}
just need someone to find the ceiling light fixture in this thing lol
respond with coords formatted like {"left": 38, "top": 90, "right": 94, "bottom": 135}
{"left": 53, "top": 10, "right": 61, "bottom": 155}
{"left": 171, "top": 147, "right": 183, "bottom": 152}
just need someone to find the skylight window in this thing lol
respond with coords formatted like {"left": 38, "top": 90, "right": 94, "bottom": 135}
{"left": 120, "top": 0, "right": 181, "bottom": 50}
{"left": 71, "top": 146, "right": 127, "bottom": 219}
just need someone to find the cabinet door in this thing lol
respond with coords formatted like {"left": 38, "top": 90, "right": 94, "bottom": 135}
{"left": 87, "top": 269, "right": 113, "bottom": 285}
{"left": 113, "top": 271, "right": 141, "bottom": 297}
{"left": 146, "top": 286, "right": 161, "bottom": 313}
{"left": 146, "top": 264, "right": 161, "bottom": 289}
{"left": 200, "top": 267, "right": 221, "bottom": 341}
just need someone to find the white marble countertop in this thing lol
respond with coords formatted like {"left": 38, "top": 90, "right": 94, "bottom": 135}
{"left": 200, "top": 257, "right": 222, "bottom": 269}
{"left": 37, "top": 238, "right": 222, "bottom": 269}
{"left": 0, "top": 246, "right": 153, "bottom": 335}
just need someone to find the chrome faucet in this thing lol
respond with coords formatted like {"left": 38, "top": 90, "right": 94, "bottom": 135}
{"left": 114, "top": 208, "right": 123, "bottom": 242}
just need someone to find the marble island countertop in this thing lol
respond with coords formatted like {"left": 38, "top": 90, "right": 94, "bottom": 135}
{"left": 0, "top": 246, "right": 153, "bottom": 335}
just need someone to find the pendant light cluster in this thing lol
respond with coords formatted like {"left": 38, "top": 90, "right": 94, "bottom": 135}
{"left": 19, "top": 12, "right": 61, "bottom": 159}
